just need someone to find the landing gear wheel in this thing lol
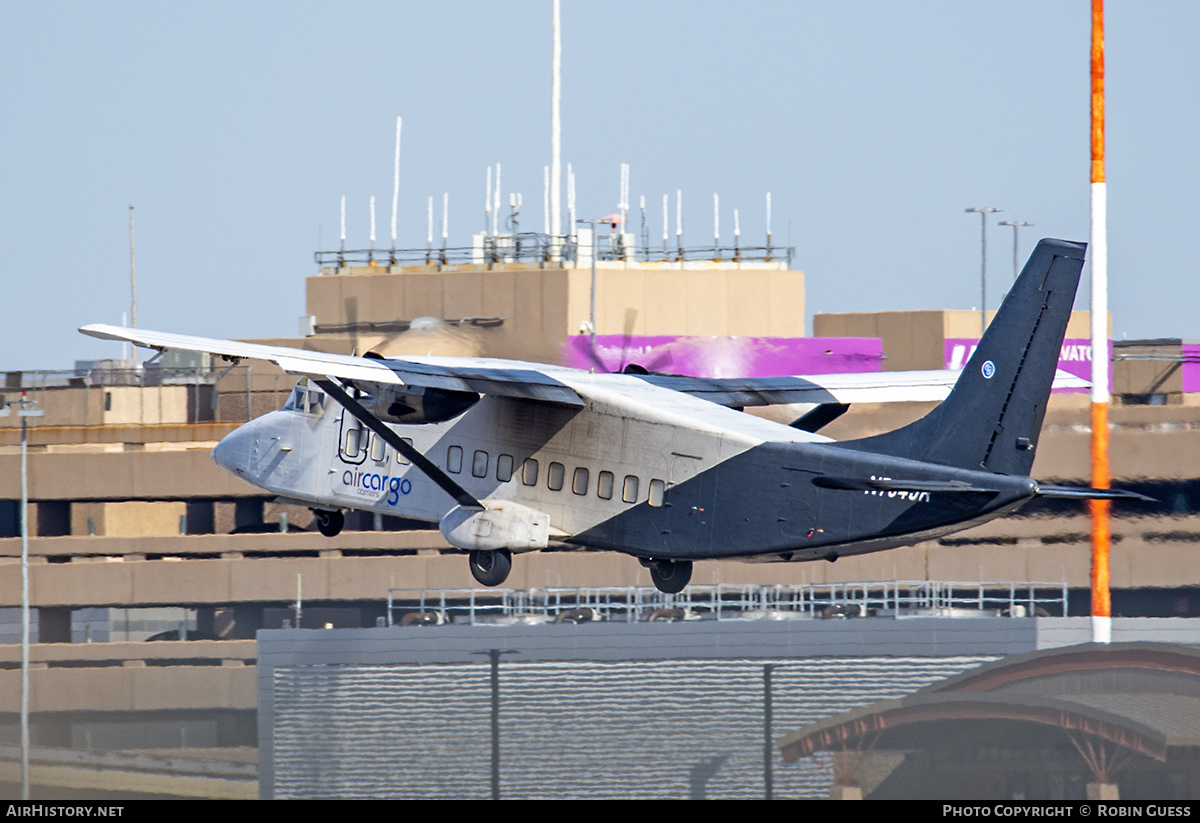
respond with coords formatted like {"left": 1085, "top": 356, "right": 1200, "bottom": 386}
{"left": 313, "top": 509, "right": 344, "bottom": 537}
{"left": 649, "top": 560, "right": 693, "bottom": 594}
{"left": 469, "top": 549, "right": 512, "bottom": 587}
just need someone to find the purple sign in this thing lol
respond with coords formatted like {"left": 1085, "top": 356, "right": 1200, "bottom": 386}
{"left": 564, "top": 335, "right": 883, "bottom": 378}
{"left": 1184, "top": 344, "right": 1200, "bottom": 394}
{"left": 944, "top": 338, "right": 1111, "bottom": 393}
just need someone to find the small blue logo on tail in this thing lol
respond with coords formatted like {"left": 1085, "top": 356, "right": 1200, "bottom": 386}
{"left": 981, "top": 360, "right": 996, "bottom": 379}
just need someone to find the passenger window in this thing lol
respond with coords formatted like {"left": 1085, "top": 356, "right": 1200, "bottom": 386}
{"left": 396, "top": 437, "right": 412, "bottom": 465}
{"left": 447, "top": 445, "right": 463, "bottom": 474}
{"left": 648, "top": 479, "right": 665, "bottom": 507}
{"left": 548, "top": 462, "right": 565, "bottom": 491}
{"left": 497, "top": 454, "right": 514, "bottom": 482}
{"left": 370, "top": 433, "right": 387, "bottom": 463}
{"left": 343, "top": 426, "right": 363, "bottom": 459}
{"left": 572, "top": 467, "right": 590, "bottom": 495}
{"left": 473, "top": 450, "right": 489, "bottom": 478}
{"left": 623, "top": 475, "right": 639, "bottom": 503}
{"left": 522, "top": 458, "right": 539, "bottom": 486}
{"left": 597, "top": 471, "right": 614, "bottom": 500}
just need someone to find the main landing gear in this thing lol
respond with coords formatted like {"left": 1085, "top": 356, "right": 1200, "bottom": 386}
{"left": 647, "top": 559, "right": 693, "bottom": 594}
{"left": 313, "top": 509, "right": 344, "bottom": 537}
{"left": 469, "top": 549, "right": 512, "bottom": 587}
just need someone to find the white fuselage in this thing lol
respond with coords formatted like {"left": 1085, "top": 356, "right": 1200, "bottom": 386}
{"left": 212, "top": 370, "right": 829, "bottom": 541}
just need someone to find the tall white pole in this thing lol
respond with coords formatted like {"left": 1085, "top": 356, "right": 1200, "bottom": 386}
{"left": 676, "top": 189, "right": 683, "bottom": 243}
{"left": 544, "top": 166, "right": 551, "bottom": 235}
{"left": 128, "top": 206, "right": 137, "bottom": 329}
{"left": 662, "top": 194, "right": 669, "bottom": 251}
{"left": 550, "top": 0, "right": 562, "bottom": 242}
{"left": 391, "top": 116, "right": 401, "bottom": 249}
{"left": 485, "top": 166, "right": 492, "bottom": 235}
{"left": 442, "top": 193, "right": 449, "bottom": 249}
{"left": 493, "top": 163, "right": 502, "bottom": 236}
{"left": 20, "top": 405, "right": 29, "bottom": 800}
{"left": 766, "top": 191, "right": 773, "bottom": 251}
{"left": 340, "top": 196, "right": 346, "bottom": 251}
{"left": 16, "top": 394, "right": 43, "bottom": 801}
{"left": 567, "top": 164, "right": 576, "bottom": 236}
{"left": 370, "top": 196, "right": 376, "bottom": 252}
{"left": 713, "top": 193, "right": 720, "bottom": 246}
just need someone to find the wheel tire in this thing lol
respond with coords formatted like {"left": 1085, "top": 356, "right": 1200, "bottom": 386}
{"left": 469, "top": 549, "right": 512, "bottom": 587}
{"left": 314, "top": 509, "right": 344, "bottom": 537}
{"left": 649, "top": 560, "right": 693, "bottom": 594}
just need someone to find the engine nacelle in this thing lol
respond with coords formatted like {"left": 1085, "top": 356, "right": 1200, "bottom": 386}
{"left": 359, "top": 385, "right": 479, "bottom": 424}
{"left": 439, "top": 502, "right": 550, "bottom": 552}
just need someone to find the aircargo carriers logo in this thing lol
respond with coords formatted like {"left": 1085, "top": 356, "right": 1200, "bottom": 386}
{"left": 341, "top": 468, "right": 412, "bottom": 505}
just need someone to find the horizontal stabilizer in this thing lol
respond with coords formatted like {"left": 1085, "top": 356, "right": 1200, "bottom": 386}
{"left": 1034, "top": 484, "right": 1156, "bottom": 503}
{"left": 812, "top": 476, "right": 1001, "bottom": 495}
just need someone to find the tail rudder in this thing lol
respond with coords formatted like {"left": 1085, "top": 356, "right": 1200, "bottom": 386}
{"left": 838, "top": 238, "right": 1087, "bottom": 475}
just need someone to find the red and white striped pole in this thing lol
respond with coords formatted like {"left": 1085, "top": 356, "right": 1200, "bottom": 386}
{"left": 1089, "top": 0, "right": 1111, "bottom": 644}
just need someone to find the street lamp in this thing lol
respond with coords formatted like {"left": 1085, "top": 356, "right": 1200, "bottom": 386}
{"left": 965, "top": 207, "right": 1002, "bottom": 335}
{"left": 998, "top": 220, "right": 1034, "bottom": 281}
{"left": 471, "top": 649, "right": 518, "bottom": 800}
{"left": 576, "top": 218, "right": 605, "bottom": 352}
{"left": 1, "top": 393, "right": 44, "bottom": 800}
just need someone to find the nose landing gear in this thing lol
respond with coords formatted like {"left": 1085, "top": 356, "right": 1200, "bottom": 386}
{"left": 312, "top": 509, "right": 344, "bottom": 537}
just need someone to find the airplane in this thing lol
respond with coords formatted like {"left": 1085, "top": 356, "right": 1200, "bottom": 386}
{"left": 81, "top": 238, "right": 1148, "bottom": 593}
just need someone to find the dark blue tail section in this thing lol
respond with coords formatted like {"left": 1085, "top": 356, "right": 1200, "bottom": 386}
{"left": 836, "top": 238, "right": 1087, "bottom": 476}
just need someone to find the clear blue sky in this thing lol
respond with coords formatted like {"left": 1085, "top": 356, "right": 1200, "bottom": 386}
{"left": 3, "top": 1, "right": 1196, "bottom": 370}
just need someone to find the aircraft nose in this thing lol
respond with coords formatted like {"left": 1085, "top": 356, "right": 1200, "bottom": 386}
{"left": 212, "top": 425, "right": 252, "bottom": 477}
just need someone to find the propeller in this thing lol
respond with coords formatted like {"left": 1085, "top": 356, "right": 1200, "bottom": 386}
{"left": 579, "top": 308, "right": 676, "bottom": 375}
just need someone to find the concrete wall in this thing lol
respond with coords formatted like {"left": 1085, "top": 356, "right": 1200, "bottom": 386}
{"left": 0, "top": 640, "right": 256, "bottom": 713}
{"left": 813, "top": 310, "right": 1100, "bottom": 371}
{"left": 306, "top": 263, "right": 805, "bottom": 365}
{"left": 71, "top": 502, "right": 187, "bottom": 537}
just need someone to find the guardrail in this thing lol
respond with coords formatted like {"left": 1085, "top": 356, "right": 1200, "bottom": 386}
{"left": 316, "top": 236, "right": 795, "bottom": 269}
{"left": 386, "top": 580, "right": 1069, "bottom": 626}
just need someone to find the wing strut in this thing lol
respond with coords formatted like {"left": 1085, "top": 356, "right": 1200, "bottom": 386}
{"left": 315, "top": 378, "right": 485, "bottom": 512}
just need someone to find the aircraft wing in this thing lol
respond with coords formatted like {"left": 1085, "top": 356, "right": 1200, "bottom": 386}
{"left": 81, "top": 324, "right": 1087, "bottom": 411}
{"left": 79, "top": 324, "right": 586, "bottom": 407}
{"left": 636, "top": 369, "right": 1088, "bottom": 407}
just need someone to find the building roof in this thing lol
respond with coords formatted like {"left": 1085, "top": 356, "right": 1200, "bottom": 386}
{"left": 779, "top": 642, "right": 1200, "bottom": 764}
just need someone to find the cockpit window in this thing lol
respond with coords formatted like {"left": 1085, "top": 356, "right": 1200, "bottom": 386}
{"left": 284, "top": 381, "right": 325, "bottom": 415}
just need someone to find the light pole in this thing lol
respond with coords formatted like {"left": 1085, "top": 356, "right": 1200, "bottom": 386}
{"left": 471, "top": 649, "right": 518, "bottom": 800}
{"left": 965, "top": 207, "right": 1001, "bottom": 335}
{"left": 998, "top": 220, "right": 1034, "bottom": 281}
{"left": 576, "top": 218, "right": 604, "bottom": 351}
{"left": 2, "top": 393, "right": 44, "bottom": 800}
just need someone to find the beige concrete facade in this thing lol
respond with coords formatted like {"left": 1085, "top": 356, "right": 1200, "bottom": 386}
{"left": 0, "top": 641, "right": 257, "bottom": 714}
{"left": 305, "top": 262, "right": 805, "bottom": 364}
{"left": 813, "top": 310, "right": 1102, "bottom": 371}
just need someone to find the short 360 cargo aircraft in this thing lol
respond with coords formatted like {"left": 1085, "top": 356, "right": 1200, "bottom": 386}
{"left": 82, "top": 239, "right": 1146, "bottom": 593}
